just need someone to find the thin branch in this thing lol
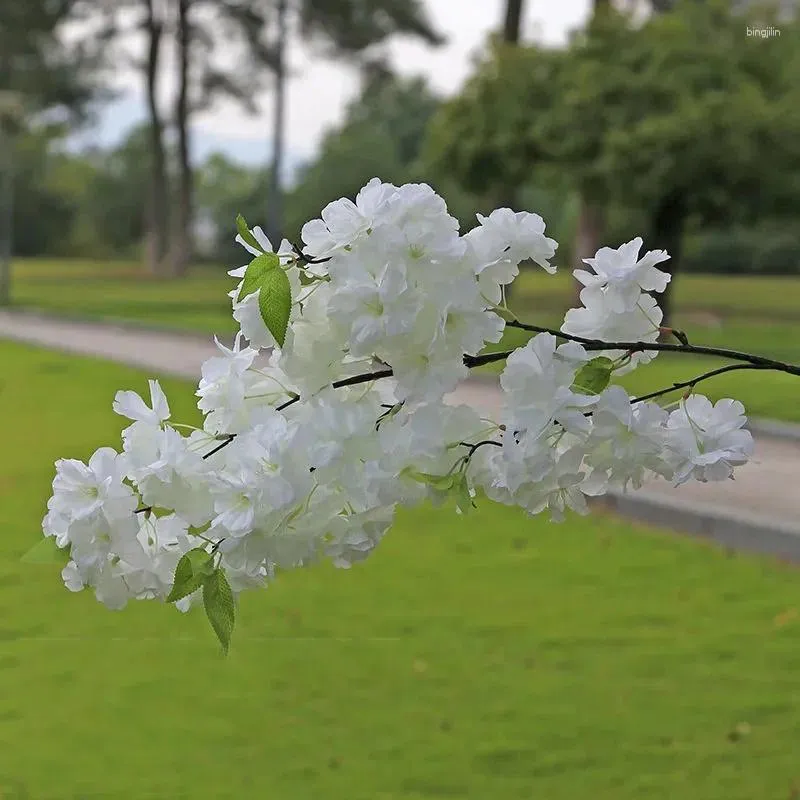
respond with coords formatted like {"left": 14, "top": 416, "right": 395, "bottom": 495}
{"left": 459, "top": 439, "right": 503, "bottom": 458}
{"left": 202, "top": 434, "right": 236, "bottom": 460}
{"left": 628, "top": 364, "right": 766, "bottom": 406}
{"left": 505, "top": 320, "right": 800, "bottom": 377}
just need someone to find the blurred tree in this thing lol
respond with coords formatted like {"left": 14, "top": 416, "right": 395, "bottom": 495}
{"left": 0, "top": 0, "right": 107, "bottom": 117}
{"left": 503, "top": 0, "right": 525, "bottom": 43}
{"left": 166, "top": 0, "right": 443, "bottom": 275}
{"left": 266, "top": 0, "right": 445, "bottom": 244}
{"left": 495, "top": 0, "right": 526, "bottom": 248}
{"left": 168, "top": 0, "right": 279, "bottom": 276}
{"left": 424, "top": 0, "right": 800, "bottom": 322}
{"left": 285, "top": 69, "right": 440, "bottom": 242}
{"left": 0, "top": 0, "right": 109, "bottom": 302}
{"left": 82, "top": 0, "right": 174, "bottom": 275}
{"left": 196, "top": 152, "right": 270, "bottom": 264}
{"left": 84, "top": 125, "right": 155, "bottom": 256}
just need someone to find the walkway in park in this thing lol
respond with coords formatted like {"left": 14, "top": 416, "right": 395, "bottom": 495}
{"left": 2, "top": 309, "right": 799, "bottom": 558}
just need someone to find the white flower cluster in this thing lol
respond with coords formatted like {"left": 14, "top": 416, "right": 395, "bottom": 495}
{"left": 41, "top": 178, "right": 753, "bottom": 627}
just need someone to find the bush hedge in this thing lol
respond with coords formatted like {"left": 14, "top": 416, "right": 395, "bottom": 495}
{"left": 683, "top": 228, "right": 800, "bottom": 275}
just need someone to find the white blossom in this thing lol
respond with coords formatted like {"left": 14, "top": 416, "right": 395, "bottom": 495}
{"left": 665, "top": 396, "right": 754, "bottom": 485}
{"left": 38, "top": 179, "right": 758, "bottom": 635}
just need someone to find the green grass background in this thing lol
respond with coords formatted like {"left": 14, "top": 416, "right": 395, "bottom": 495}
{"left": 1, "top": 340, "right": 799, "bottom": 798}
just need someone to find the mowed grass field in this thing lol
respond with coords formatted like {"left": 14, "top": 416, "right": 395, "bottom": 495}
{"left": 8, "top": 258, "right": 800, "bottom": 421}
{"left": 1, "top": 339, "right": 800, "bottom": 798}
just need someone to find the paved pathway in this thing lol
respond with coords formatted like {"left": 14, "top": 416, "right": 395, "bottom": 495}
{"left": 2, "top": 310, "right": 799, "bottom": 555}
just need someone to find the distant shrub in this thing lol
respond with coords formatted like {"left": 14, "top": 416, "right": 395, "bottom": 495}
{"left": 683, "top": 228, "right": 800, "bottom": 275}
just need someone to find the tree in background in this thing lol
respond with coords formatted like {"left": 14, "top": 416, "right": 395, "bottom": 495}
{"left": 424, "top": 0, "right": 800, "bottom": 322}
{"left": 196, "top": 152, "right": 270, "bottom": 264}
{"left": 111, "top": 0, "right": 444, "bottom": 274}
{"left": 82, "top": 0, "right": 174, "bottom": 275}
{"left": 0, "top": 0, "right": 109, "bottom": 302}
{"left": 261, "top": 0, "right": 445, "bottom": 244}
{"left": 284, "top": 67, "right": 441, "bottom": 241}
{"left": 170, "top": 0, "right": 281, "bottom": 276}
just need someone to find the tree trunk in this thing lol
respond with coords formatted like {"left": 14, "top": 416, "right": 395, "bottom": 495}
{"left": 648, "top": 189, "right": 687, "bottom": 328}
{"left": 503, "top": 0, "right": 524, "bottom": 44}
{"left": 144, "top": 0, "right": 170, "bottom": 275}
{"left": 267, "top": 0, "right": 288, "bottom": 246}
{"left": 571, "top": 0, "right": 611, "bottom": 306}
{"left": 572, "top": 197, "right": 604, "bottom": 306}
{"left": 170, "top": 0, "right": 192, "bottom": 277}
{"left": 498, "top": 0, "right": 525, "bottom": 306}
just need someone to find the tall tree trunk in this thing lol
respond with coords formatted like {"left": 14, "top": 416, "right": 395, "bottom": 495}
{"left": 267, "top": 0, "right": 287, "bottom": 246}
{"left": 503, "top": 0, "right": 524, "bottom": 43}
{"left": 170, "top": 0, "right": 192, "bottom": 277}
{"left": 498, "top": 0, "right": 525, "bottom": 307}
{"left": 571, "top": 0, "right": 610, "bottom": 307}
{"left": 573, "top": 195, "right": 604, "bottom": 280}
{"left": 144, "top": 0, "right": 170, "bottom": 275}
{"left": 648, "top": 189, "right": 687, "bottom": 328}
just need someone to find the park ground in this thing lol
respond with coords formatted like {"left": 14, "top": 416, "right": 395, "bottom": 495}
{"left": 1, "top": 335, "right": 799, "bottom": 798}
{"left": 10, "top": 258, "right": 800, "bottom": 422}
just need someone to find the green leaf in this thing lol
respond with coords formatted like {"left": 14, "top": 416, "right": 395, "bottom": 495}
{"left": 258, "top": 266, "right": 292, "bottom": 348}
{"left": 21, "top": 536, "right": 69, "bottom": 565}
{"left": 203, "top": 568, "right": 235, "bottom": 655}
{"left": 453, "top": 473, "right": 476, "bottom": 515}
{"left": 235, "top": 214, "right": 264, "bottom": 254}
{"left": 408, "top": 470, "right": 458, "bottom": 492}
{"left": 237, "top": 253, "right": 281, "bottom": 303}
{"left": 166, "top": 547, "right": 215, "bottom": 603}
{"left": 572, "top": 356, "right": 614, "bottom": 396}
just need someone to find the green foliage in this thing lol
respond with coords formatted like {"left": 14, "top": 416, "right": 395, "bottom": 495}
{"left": 405, "top": 468, "right": 477, "bottom": 515}
{"left": 683, "top": 227, "right": 800, "bottom": 275}
{"left": 168, "top": 547, "right": 236, "bottom": 653}
{"left": 202, "top": 567, "right": 236, "bottom": 654}
{"left": 166, "top": 548, "right": 216, "bottom": 603}
{"left": 235, "top": 214, "right": 264, "bottom": 255}
{"left": 197, "top": 154, "right": 270, "bottom": 265}
{"left": 423, "top": 41, "right": 563, "bottom": 202}
{"left": 425, "top": 1, "right": 800, "bottom": 240}
{"left": 0, "top": 0, "right": 105, "bottom": 120}
{"left": 233, "top": 250, "right": 292, "bottom": 347}
{"left": 237, "top": 253, "right": 280, "bottom": 302}
{"left": 286, "top": 72, "right": 442, "bottom": 242}
{"left": 298, "top": 0, "right": 444, "bottom": 54}
{"left": 572, "top": 357, "right": 615, "bottom": 395}
{"left": 258, "top": 265, "right": 292, "bottom": 347}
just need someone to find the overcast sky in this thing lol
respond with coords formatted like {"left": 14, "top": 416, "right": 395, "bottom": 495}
{"left": 72, "top": 0, "right": 591, "bottom": 166}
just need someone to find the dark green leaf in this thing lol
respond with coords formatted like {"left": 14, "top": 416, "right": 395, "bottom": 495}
{"left": 21, "top": 536, "right": 69, "bottom": 565}
{"left": 572, "top": 356, "right": 614, "bottom": 396}
{"left": 166, "top": 547, "right": 215, "bottom": 603}
{"left": 235, "top": 214, "right": 264, "bottom": 254}
{"left": 203, "top": 568, "right": 236, "bottom": 655}
{"left": 258, "top": 266, "right": 292, "bottom": 347}
{"left": 237, "top": 253, "right": 281, "bottom": 303}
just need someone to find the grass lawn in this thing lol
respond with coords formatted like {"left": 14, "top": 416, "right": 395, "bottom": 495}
{"left": 11, "top": 258, "right": 239, "bottom": 336}
{"left": 1, "top": 340, "right": 799, "bottom": 799}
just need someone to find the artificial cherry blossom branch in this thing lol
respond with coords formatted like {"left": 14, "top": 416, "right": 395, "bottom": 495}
{"left": 505, "top": 320, "right": 800, "bottom": 377}
{"left": 626, "top": 364, "right": 767, "bottom": 406}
